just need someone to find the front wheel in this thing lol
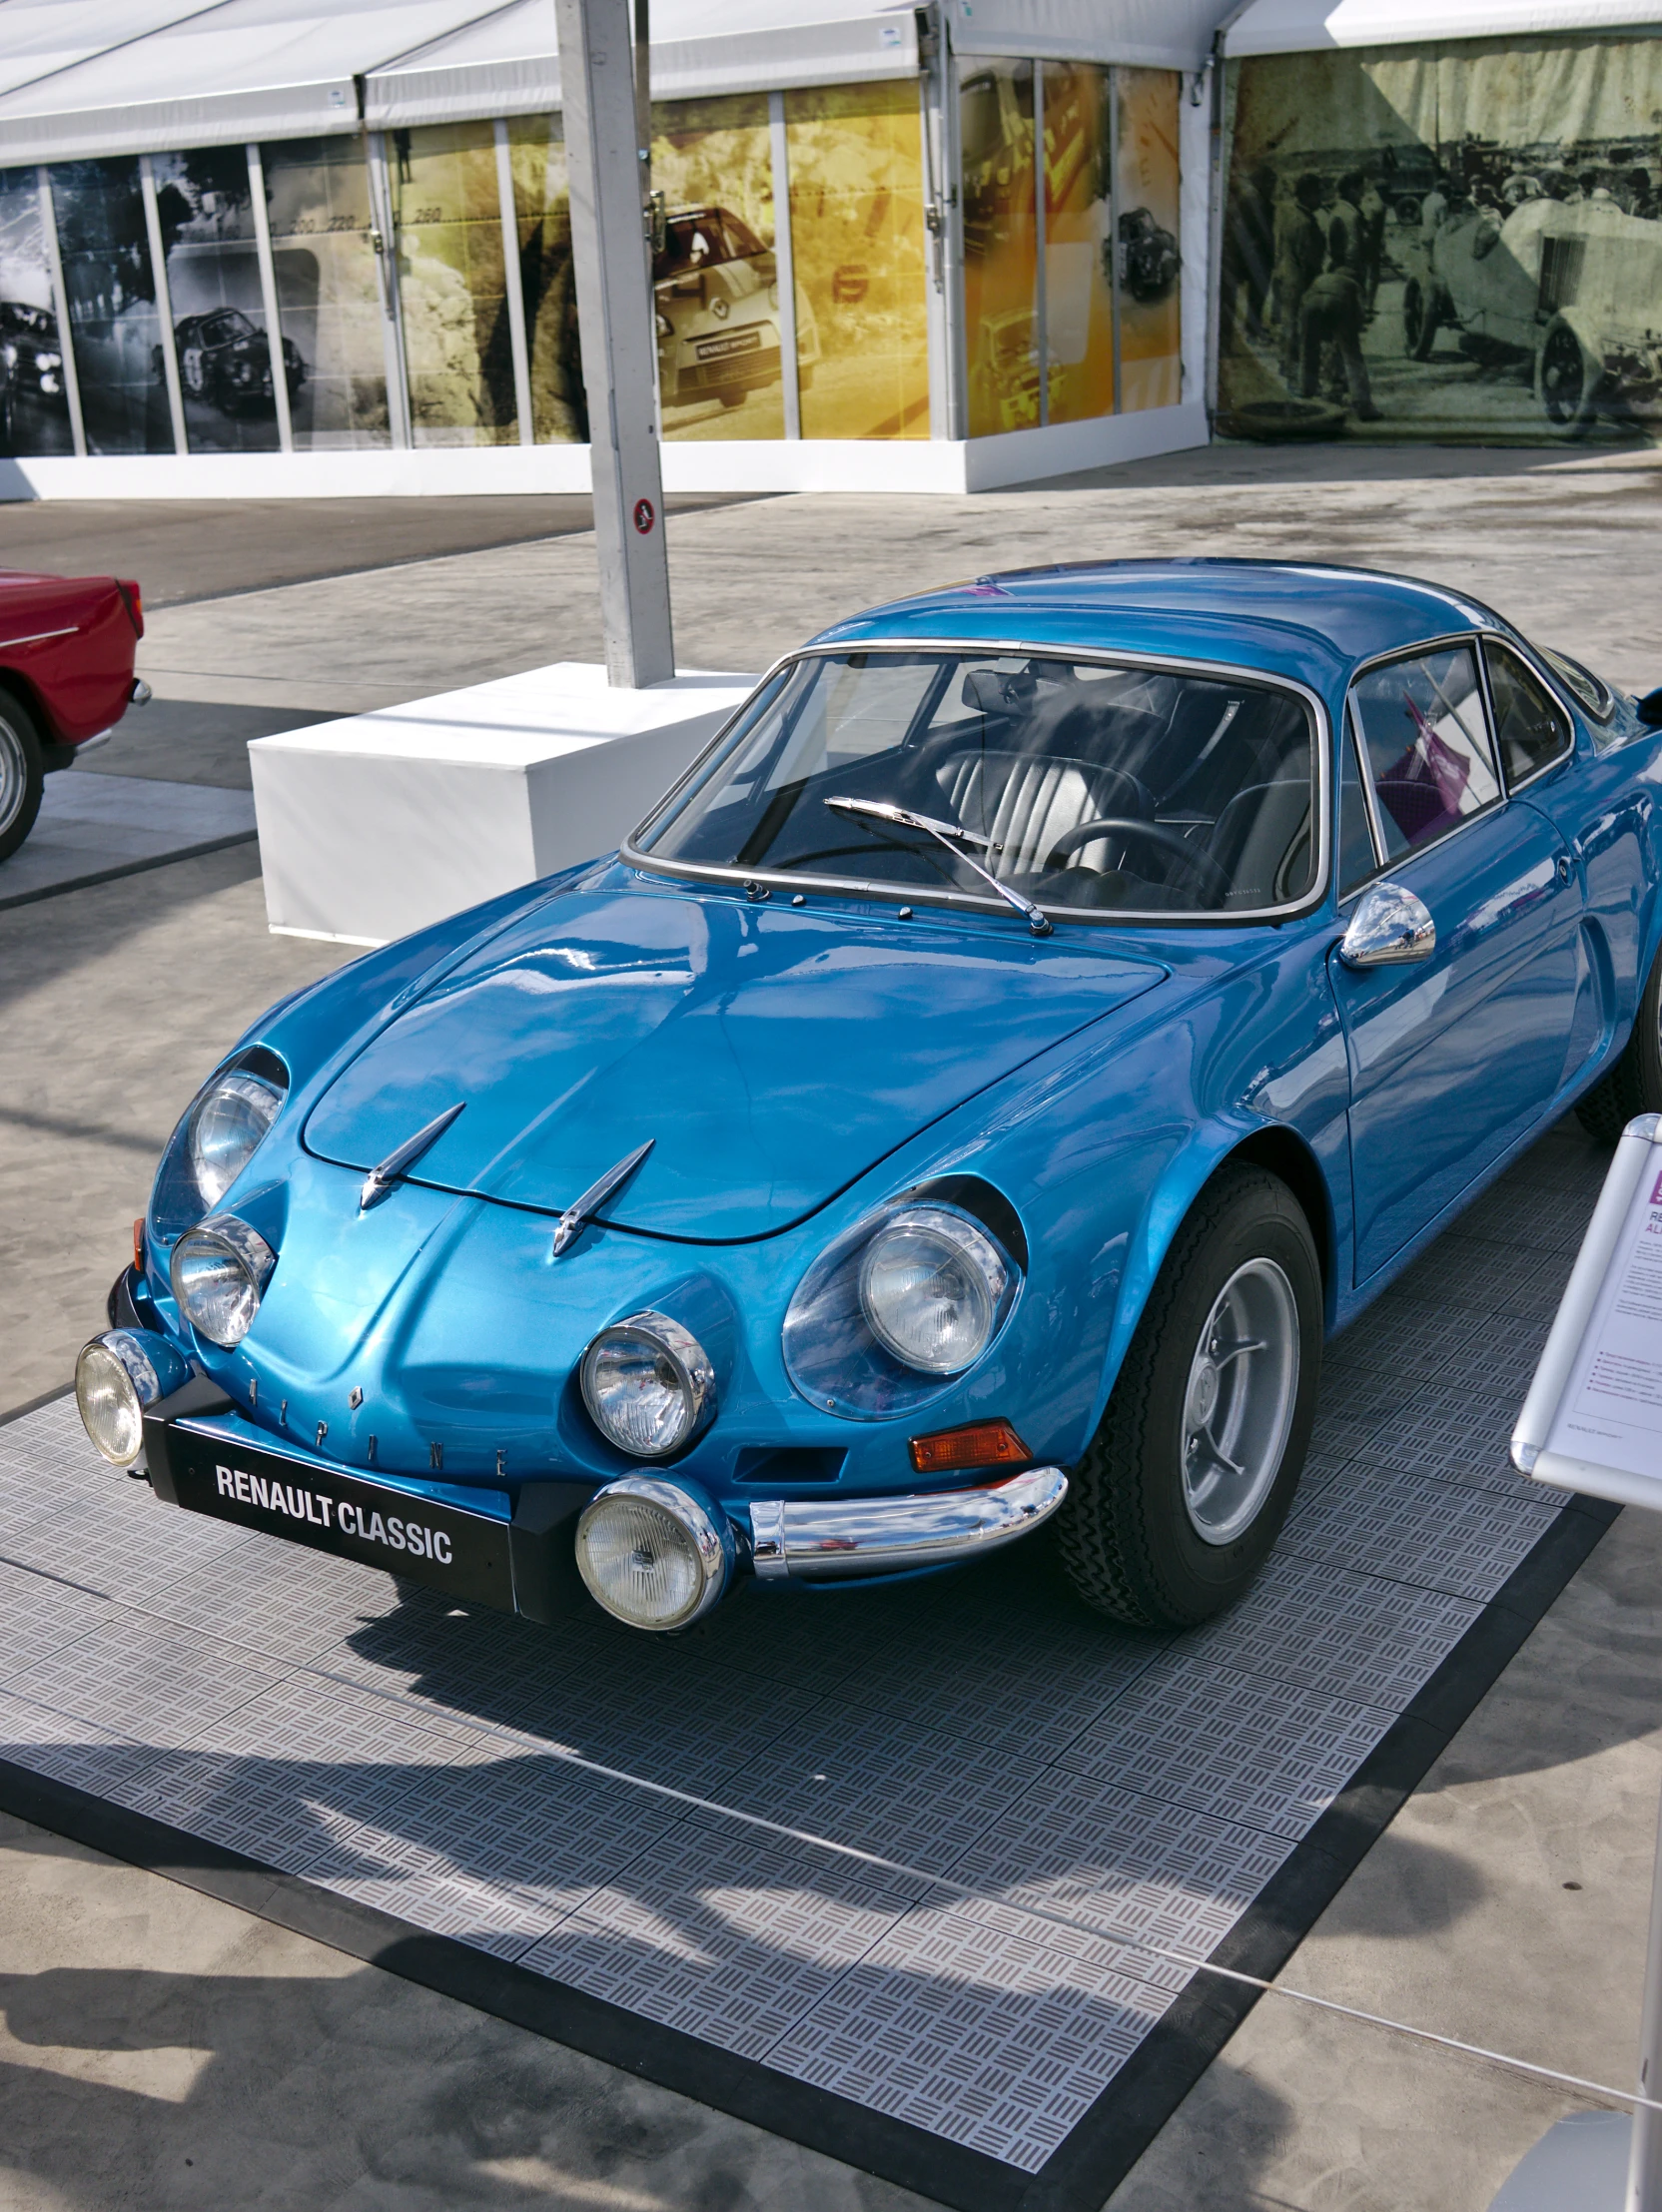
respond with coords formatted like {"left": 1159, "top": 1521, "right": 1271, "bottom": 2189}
{"left": 1576, "top": 945, "right": 1662, "bottom": 1140}
{"left": 1056, "top": 1165, "right": 1322, "bottom": 1627}
{"left": 0, "top": 690, "right": 45, "bottom": 863}
{"left": 1538, "top": 317, "right": 1601, "bottom": 438}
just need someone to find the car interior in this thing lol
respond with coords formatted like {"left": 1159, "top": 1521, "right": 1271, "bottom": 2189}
{"left": 650, "top": 653, "right": 1318, "bottom": 915}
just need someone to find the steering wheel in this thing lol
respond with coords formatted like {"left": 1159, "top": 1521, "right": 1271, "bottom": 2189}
{"left": 1044, "top": 817, "right": 1235, "bottom": 904}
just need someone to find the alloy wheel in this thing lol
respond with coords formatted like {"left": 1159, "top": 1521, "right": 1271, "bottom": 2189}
{"left": 1180, "top": 1256, "right": 1300, "bottom": 1546}
{"left": 0, "top": 717, "right": 27, "bottom": 835}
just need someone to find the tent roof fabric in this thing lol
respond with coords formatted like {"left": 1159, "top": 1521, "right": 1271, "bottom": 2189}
{"left": 0, "top": 0, "right": 225, "bottom": 100}
{"left": 0, "top": 0, "right": 1224, "bottom": 162}
{"left": 1225, "top": 0, "right": 1662, "bottom": 53}
{"left": 365, "top": 0, "right": 1223, "bottom": 124}
{"left": 0, "top": 0, "right": 498, "bottom": 164}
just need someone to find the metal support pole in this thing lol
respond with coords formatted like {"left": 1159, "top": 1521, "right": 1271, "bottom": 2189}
{"left": 366, "top": 131, "right": 412, "bottom": 450}
{"left": 246, "top": 142, "right": 294, "bottom": 452}
{"left": 493, "top": 119, "right": 535, "bottom": 446}
{"left": 1033, "top": 62, "right": 1048, "bottom": 428}
{"left": 767, "top": 89, "right": 801, "bottom": 441}
{"left": 1627, "top": 1772, "right": 1662, "bottom": 2211}
{"left": 555, "top": 0, "right": 675, "bottom": 689}
{"left": 36, "top": 167, "right": 86, "bottom": 458}
{"left": 139, "top": 154, "right": 188, "bottom": 455}
{"left": 1108, "top": 67, "right": 1124, "bottom": 416}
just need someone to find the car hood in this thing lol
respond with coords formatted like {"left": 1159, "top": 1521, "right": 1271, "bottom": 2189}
{"left": 302, "top": 885, "right": 1165, "bottom": 1241}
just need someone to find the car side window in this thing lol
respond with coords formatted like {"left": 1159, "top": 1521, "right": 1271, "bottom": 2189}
{"left": 1337, "top": 717, "right": 1378, "bottom": 896}
{"left": 1347, "top": 644, "right": 1501, "bottom": 865}
{"left": 1485, "top": 639, "right": 1573, "bottom": 786}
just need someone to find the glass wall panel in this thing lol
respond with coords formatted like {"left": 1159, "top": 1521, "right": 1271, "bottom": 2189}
{"left": 49, "top": 158, "right": 170, "bottom": 454}
{"left": 785, "top": 82, "right": 930, "bottom": 439}
{"left": 0, "top": 168, "right": 73, "bottom": 455}
{"left": 1043, "top": 62, "right": 1117, "bottom": 424}
{"left": 389, "top": 122, "right": 515, "bottom": 447}
{"left": 960, "top": 59, "right": 1040, "bottom": 435}
{"left": 1114, "top": 67, "right": 1183, "bottom": 412}
{"left": 261, "top": 138, "right": 390, "bottom": 449}
{"left": 652, "top": 94, "right": 782, "bottom": 442}
{"left": 506, "top": 115, "right": 582, "bottom": 443}
{"left": 150, "top": 147, "right": 285, "bottom": 454}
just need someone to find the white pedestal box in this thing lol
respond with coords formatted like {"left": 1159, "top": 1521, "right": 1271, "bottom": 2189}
{"left": 249, "top": 662, "right": 756, "bottom": 947}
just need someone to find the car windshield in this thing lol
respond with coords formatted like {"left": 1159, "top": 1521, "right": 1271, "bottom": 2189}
{"left": 637, "top": 651, "right": 1319, "bottom": 918}
{"left": 655, "top": 211, "right": 764, "bottom": 280}
{"left": 202, "top": 311, "right": 253, "bottom": 344}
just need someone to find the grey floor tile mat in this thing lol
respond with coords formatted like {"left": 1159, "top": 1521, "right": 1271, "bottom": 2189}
{"left": 0, "top": 1117, "right": 1611, "bottom": 2182}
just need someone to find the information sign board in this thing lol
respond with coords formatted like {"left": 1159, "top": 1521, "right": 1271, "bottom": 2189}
{"left": 1514, "top": 1112, "right": 1662, "bottom": 1509}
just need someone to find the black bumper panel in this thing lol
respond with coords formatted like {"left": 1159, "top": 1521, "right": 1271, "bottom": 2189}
{"left": 142, "top": 1399, "right": 590, "bottom": 1621}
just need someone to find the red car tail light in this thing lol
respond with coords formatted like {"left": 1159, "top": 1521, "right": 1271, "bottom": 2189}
{"left": 118, "top": 579, "right": 144, "bottom": 637}
{"left": 908, "top": 1418, "right": 1030, "bottom": 1476}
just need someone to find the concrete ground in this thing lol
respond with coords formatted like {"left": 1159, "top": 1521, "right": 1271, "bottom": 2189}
{"left": 3, "top": 447, "right": 1662, "bottom": 2209}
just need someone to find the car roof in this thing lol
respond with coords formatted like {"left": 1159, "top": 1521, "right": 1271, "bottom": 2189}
{"left": 811, "top": 558, "right": 1504, "bottom": 693}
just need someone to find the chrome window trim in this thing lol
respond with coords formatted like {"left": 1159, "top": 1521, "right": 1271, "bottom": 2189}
{"left": 1340, "top": 630, "right": 1511, "bottom": 893}
{"left": 1341, "top": 700, "right": 1388, "bottom": 897}
{"left": 622, "top": 637, "right": 1333, "bottom": 929}
{"left": 1478, "top": 633, "right": 1580, "bottom": 790}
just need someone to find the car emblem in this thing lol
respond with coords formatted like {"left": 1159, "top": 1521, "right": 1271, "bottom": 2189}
{"left": 551, "top": 1139, "right": 655, "bottom": 1257}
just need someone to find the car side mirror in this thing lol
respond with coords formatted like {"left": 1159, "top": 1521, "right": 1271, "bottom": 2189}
{"left": 1637, "top": 687, "right": 1662, "bottom": 728}
{"left": 1338, "top": 880, "right": 1436, "bottom": 968}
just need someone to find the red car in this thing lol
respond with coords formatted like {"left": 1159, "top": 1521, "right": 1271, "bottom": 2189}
{"left": 0, "top": 567, "right": 147, "bottom": 861}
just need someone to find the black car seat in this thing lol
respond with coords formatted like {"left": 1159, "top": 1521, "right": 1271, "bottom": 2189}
{"left": 932, "top": 750, "right": 1157, "bottom": 878}
{"left": 1204, "top": 779, "right": 1313, "bottom": 907}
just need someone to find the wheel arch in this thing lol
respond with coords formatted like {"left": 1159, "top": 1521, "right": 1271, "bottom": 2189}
{"left": 1085, "top": 1116, "right": 1337, "bottom": 1446}
{"left": 0, "top": 664, "right": 52, "bottom": 744}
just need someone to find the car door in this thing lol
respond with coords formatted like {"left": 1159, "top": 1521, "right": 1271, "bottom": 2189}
{"left": 1487, "top": 632, "right": 1647, "bottom": 1069}
{"left": 1328, "top": 638, "right": 1585, "bottom": 1285}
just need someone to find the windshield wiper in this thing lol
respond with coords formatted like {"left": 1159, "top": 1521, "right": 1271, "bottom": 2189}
{"left": 823, "top": 796, "right": 1053, "bottom": 936}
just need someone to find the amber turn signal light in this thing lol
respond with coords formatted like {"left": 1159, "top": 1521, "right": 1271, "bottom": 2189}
{"left": 908, "top": 1418, "right": 1030, "bottom": 1476}
{"left": 133, "top": 1216, "right": 145, "bottom": 1274}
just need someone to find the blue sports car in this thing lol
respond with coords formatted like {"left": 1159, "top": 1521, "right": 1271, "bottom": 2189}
{"left": 77, "top": 560, "right": 1662, "bottom": 1635}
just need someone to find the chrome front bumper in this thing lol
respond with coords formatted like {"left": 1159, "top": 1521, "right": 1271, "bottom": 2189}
{"left": 748, "top": 1465, "right": 1068, "bottom": 1582}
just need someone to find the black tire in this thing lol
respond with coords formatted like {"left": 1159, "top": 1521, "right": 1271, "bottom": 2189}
{"left": 717, "top": 386, "right": 746, "bottom": 409}
{"left": 0, "top": 690, "right": 45, "bottom": 863}
{"left": 1538, "top": 317, "right": 1600, "bottom": 438}
{"left": 1576, "top": 947, "right": 1662, "bottom": 1140}
{"left": 1403, "top": 277, "right": 1440, "bottom": 361}
{"left": 1056, "top": 1165, "right": 1322, "bottom": 1628}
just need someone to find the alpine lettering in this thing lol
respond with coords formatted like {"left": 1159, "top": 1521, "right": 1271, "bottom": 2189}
{"left": 213, "top": 1463, "right": 453, "bottom": 1566}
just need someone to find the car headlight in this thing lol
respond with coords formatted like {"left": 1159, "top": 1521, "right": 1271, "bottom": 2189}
{"left": 580, "top": 1309, "right": 715, "bottom": 1459}
{"left": 575, "top": 1475, "right": 731, "bottom": 1629}
{"left": 655, "top": 311, "right": 673, "bottom": 340}
{"left": 189, "top": 1070, "right": 284, "bottom": 1208}
{"left": 783, "top": 1194, "right": 1022, "bottom": 1418}
{"left": 857, "top": 1208, "right": 1009, "bottom": 1374}
{"left": 75, "top": 1328, "right": 190, "bottom": 1466}
{"left": 38, "top": 351, "right": 60, "bottom": 369}
{"left": 170, "top": 1214, "right": 276, "bottom": 1348}
{"left": 710, "top": 296, "right": 729, "bottom": 320}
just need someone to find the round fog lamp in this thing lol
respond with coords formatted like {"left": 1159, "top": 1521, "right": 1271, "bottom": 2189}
{"left": 576, "top": 1477, "right": 731, "bottom": 1630}
{"left": 171, "top": 1214, "right": 276, "bottom": 1348}
{"left": 75, "top": 1330, "right": 184, "bottom": 1466}
{"left": 858, "top": 1207, "right": 1009, "bottom": 1375}
{"left": 580, "top": 1309, "right": 714, "bottom": 1459}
